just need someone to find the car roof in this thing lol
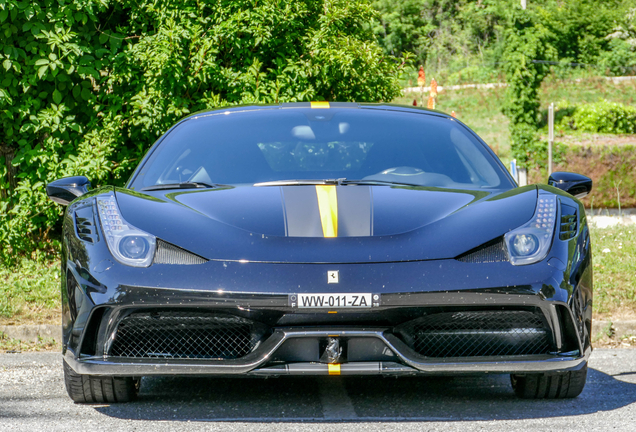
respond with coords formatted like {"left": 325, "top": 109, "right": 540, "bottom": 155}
{"left": 181, "top": 102, "right": 453, "bottom": 124}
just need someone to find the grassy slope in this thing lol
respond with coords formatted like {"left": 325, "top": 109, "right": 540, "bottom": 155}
{"left": 393, "top": 75, "right": 636, "bottom": 165}
{"left": 0, "top": 258, "right": 60, "bottom": 325}
{"left": 591, "top": 226, "right": 636, "bottom": 318}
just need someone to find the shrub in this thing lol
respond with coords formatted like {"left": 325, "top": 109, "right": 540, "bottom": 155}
{"left": 598, "top": 39, "right": 636, "bottom": 76}
{"left": 565, "top": 100, "right": 636, "bottom": 134}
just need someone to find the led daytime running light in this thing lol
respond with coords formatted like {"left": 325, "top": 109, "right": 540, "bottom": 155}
{"left": 97, "top": 195, "right": 156, "bottom": 267}
{"left": 505, "top": 194, "right": 557, "bottom": 265}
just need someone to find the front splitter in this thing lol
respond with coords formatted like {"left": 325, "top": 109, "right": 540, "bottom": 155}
{"left": 64, "top": 328, "right": 589, "bottom": 377}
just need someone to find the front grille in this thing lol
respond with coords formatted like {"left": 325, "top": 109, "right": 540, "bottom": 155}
{"left": 395, "top": 310, "right": 552, "bottom": 358}
{"left": 109, "top": 310, "right": 266, "bottom": 359}
{"left": 456, "top": 238, "right": 509, "bottom": 263}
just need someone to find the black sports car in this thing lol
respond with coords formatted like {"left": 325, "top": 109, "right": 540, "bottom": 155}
{"left": 47, "top": 102, "right": 593, "bottom": 403}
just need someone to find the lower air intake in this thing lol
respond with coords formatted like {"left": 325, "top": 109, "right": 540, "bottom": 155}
{"left": 396, "top": 310, "right": 552, "bottom": 358}
{"left": 109, "top": 311, "right": 266, "bottom": 359}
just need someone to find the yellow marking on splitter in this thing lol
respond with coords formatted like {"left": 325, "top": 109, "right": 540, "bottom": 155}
{"left": 311, "top": 101, "right": 330, "bottom": 109}
{"left": 315, "top": 185, "right": 338, "bottom": 237}
{"left": 328, "top": 311, "right": 338, "bottom": 314}
{"left": 328, "top": 364, "right": 341, "bottom": 375}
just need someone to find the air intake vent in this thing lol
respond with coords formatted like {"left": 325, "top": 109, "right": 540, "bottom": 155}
{"left": 74, "top": 205, "right": 99, "bottom": 243}
{"left": 109, "top": 310, "right": 267, "bottom": 359}
{"left": 559, "top": 204, "right": 578, "bottom": 240}
{"left": 456, "top": 238, "right": 509, "bottom": 263}
{"left": 395, "top": 310, "right": 552, "bottom": 358}
{"left": 154, "top": 239, "right": 208, "bottom": 265}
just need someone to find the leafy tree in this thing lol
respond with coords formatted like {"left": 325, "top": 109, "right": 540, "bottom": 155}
{"left": 371, "top": 0, "right": 635, "bottom": 82}
{"left": 539, "top": 0, "right": 624, "bottom": 67}
{"left": 501, "top": 4, "right": 556, "bottom": 167}
{"left": 0, "top": 0, "right": 407, "bottom": 262}
{"left": 371, "top": 0, "right": 510, "bottom": 79}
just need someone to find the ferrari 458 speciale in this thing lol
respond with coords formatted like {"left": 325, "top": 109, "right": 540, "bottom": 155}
{"left": 47, "top": 102, "right": 593, "bottom": 403}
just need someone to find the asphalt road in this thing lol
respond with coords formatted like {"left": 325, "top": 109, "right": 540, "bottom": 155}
{"left": 1, "top": 349, "right": 636, "bottom": 431}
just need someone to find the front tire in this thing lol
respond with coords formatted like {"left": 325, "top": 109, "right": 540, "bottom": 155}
{"left": 63, "top": 360, "right": 140, "bottom": 403}
{"left": 510, "top": 363, "right": 587, "bottom": 399}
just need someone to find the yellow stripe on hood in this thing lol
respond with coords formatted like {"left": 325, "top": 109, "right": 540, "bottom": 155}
{"left": 315, "top": 185, "right": 338, "bottom": 237}
{"left": 310, "top": 101, "right": 330, "bottom": 109}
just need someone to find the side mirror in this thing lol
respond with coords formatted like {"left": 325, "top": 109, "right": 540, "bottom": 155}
{"left": 46, "top": 176, "right": 92, "bottom": 206}
{"left": 548, "top": 172, "right": 592, "bottom": 199}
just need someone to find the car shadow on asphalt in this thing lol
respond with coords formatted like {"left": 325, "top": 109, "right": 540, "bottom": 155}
{"left": 93, "top": 367, "right": 636, "bottom": 422}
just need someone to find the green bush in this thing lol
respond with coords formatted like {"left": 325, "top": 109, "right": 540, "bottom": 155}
{"left": 564, "top": 100, "right": 636, "bottom": 134}
{"left": 0, "top": 0, "right": 407, "bottom": 263}
{"left": 598, "top": 39, "right": 636, "bottom": 76}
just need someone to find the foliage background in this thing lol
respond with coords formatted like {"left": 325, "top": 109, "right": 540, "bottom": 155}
{"left": 372, "top": 0, "right": 636, "bottom": 84}
{"left": 0, "top": 0, "right": 407, "bottom": 262}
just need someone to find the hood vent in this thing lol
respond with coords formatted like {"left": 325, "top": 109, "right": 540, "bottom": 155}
{"left": 456, "top": 238, "right": 509, "bottom": 263}
{"left": 74, "top": 205, "right": 99, "bottom": 243}
{"left": 154, "top": 239, "right": 208, "bottom": 265}
{"left": 559, "top": 204, "right": 578, "bottom": 240}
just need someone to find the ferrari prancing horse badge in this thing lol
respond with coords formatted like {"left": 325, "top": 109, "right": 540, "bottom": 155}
{"left": 327, "top": 270, "right": 339, "bottom": 284}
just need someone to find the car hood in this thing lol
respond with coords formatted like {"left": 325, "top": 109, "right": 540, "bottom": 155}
{"left": 115, "top": 185, "right": 538, "bottom": 264}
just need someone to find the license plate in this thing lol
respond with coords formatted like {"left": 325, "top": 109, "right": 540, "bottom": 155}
{"left": 290, "top": 293, "right": 374, "bottom": 309}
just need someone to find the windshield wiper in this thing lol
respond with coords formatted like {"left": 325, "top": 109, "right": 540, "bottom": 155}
{"left": 254, "top": 178, "right": 420, "bottom": 187}
{"left": 141, "top": 181, "right": 226, "bottom": 191}
{"left": 254, "top": 179, "right": 347, "bottom": 187}
{"left": 339, "top": 179, "right": 422, "bottom": 187}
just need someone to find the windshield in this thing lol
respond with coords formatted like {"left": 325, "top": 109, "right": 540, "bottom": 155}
{"left": 129, "top": 108, "right": 514, "bottom": 190}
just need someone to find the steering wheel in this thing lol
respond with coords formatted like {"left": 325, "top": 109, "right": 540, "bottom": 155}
{"left": 374, "top": 166, "right": 425, "bottom": 177}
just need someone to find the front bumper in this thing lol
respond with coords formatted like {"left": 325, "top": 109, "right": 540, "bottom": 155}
{"left": 62, "top": 244, "right": 592, "bottom": 378}
{"left": 64, "top": 287, "right": 590, "bottom": 377}
{"left": 65, "top": 326, "right": 589, "bottom": 377}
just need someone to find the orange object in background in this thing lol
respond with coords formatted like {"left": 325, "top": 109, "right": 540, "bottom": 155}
{"left": 451, "top": 111, "right": 457, "bottom": 118}
{"left": 427, "top": 96, "right": 435, "bottom": 109}
{"left": 417, "top": 67, "right": 426, "bottom": 87}
{"left": 413, "top": 99, "right": 417, "bottom": 106}
{"left": 430, "top": 78, "right": 438, "bottom": 98}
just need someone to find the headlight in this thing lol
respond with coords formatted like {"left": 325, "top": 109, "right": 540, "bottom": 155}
{"left": 119, "top": 236, "right": 151, "bottom": 259}
{"left": 511, "top": 234, "right": 538, "bottom": 256}
{"left": 97, "top": 194, "right": 156, "bottom": 267}
{"left": 504, "top": 194, "right": 556, "bottom": 265}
